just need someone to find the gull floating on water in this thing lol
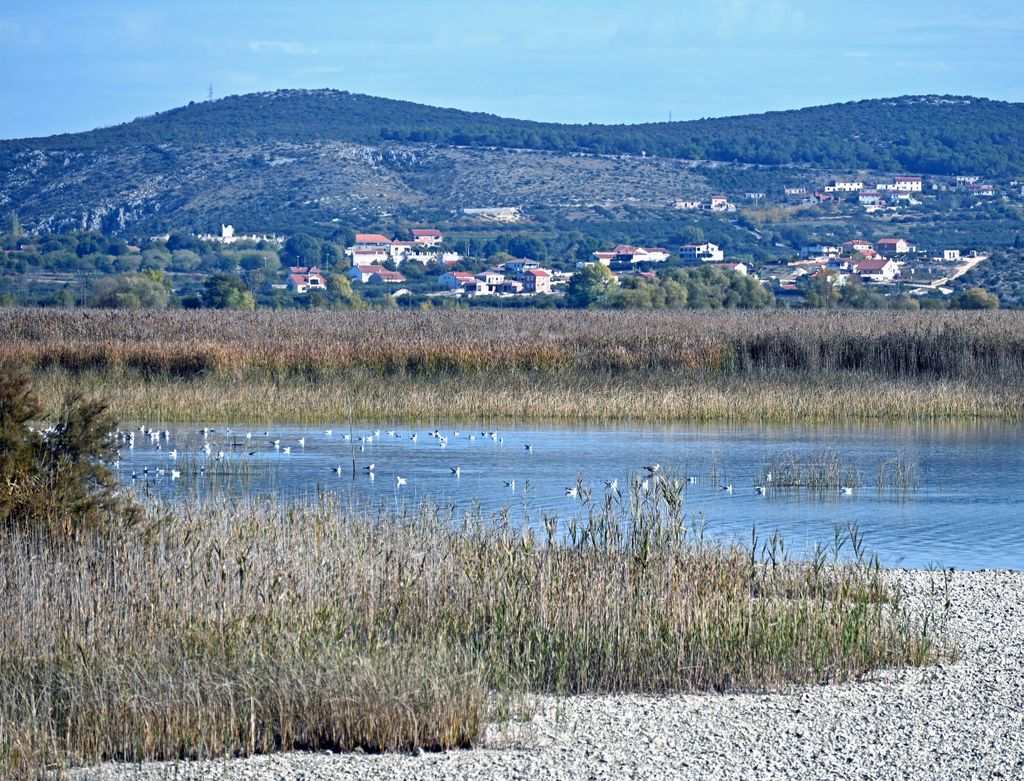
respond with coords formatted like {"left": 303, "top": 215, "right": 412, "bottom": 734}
{"left": 363, "top": 463, "right": 375, "bottom": 472}
{"left": 324, "top": 429, "right": 333, "bottom": 436}
{"left": 642, "top": 463, "right": 661, "bottom": 474}
{"left": 841, "top": 486, "right": 854, "bottom": 495}
{"left": 396, "top": 475, "right": 407, "bottom": 486}
{"left": 451, "top": 466, "right": 461, "bottom": 477}
{"left": 565, "top": 486, "right": 578, "bottom": 498}
{"left": 721, "top": 484, "right": 733, "bottom": 493}
{"left": 504, "top": 479, "right": 515, "bottom": 490}
{"left": 754, "top": 486, "right": 767, "bottom": 495}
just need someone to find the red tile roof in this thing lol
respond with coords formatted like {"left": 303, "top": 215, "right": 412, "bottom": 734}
{"left": 355, "top": 233, "right": 391, "bottom": 244}
{"left": 412, "top": 228, "right": 442, "bottom": 238}
{"left": 525, "top": 268, "right": 551, "bottom": 277}
{"left": 372, "top": 270, "right": 406, "bottom": 282}
{"left": 354, "top": 264, "right": 387, "bottom": 273}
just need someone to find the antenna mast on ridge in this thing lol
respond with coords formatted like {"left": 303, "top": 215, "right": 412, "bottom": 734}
{"left": 207, "top": 83, "right": 214, "bottom": 101}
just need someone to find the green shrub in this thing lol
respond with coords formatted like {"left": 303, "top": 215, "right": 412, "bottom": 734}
{"left": 0, "top": 371, "right": 133, "bottom": 536}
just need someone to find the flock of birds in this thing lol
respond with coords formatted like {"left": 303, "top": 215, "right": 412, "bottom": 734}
{"left": 113, "top": 427, "right": 859, "bottom": 498}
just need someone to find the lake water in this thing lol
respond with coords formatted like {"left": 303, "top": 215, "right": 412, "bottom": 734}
{"left": 116, "top": 421, "right": 1024, "bottom": 571}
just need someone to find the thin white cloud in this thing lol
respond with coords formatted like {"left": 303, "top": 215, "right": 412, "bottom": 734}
{"left": 844, "top": 51, "right": 872, "bottom": 58}
{"left": 249, "top": 41, "right": 312, "bottom": 55}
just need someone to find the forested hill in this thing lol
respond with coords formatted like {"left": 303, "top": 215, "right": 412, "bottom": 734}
{"left": 4, "top": 90, "right": 1023, "bottom": 176}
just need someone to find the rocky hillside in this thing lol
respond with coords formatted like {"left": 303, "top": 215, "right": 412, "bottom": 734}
{"left": 1, "top": 90, "right": 1020, "bottom": 235}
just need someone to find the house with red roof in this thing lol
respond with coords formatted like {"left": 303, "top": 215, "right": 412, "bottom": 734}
{"left": 348, "top": 264, "right": 389, "bottom": 283}
{"left": 286, "top": 266, "right": 327, "bottom": 294}
{"left": 438, "top": 271, "right": 474, "bottom": 290}
{"left": 370, "top": 270, "right": 406, "bottom": 284}
{"left": 411, "top": 228, "right": 443, "bottom": 247}
{"left": 521, "top": 268, "right": 552, "bottom": 294}
{"left": 841, "top": 239, "right": 874, "bottom": 255}
{"left": 354, "top": 233, "right": 392, "bottom": 247}
{"left": 877, "top": 238, "right": 913, "bottom": 256}
{"left": 708, "top": 195, "right": 733, "bottom": 211}
{"left": 854, "top": 258, "right": 901, "bottom": 283}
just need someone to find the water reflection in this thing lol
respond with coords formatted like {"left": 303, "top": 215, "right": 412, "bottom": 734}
{"left": 116, "top": 420, "right": 1024, "bottom": 572}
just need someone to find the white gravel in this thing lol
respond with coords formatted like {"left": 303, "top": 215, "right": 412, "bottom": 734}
{"left": 73, "top": 569, "right": 1024, "bottom": 781}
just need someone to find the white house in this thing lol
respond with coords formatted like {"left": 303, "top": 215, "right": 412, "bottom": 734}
{"left": 438, "top": 271, "right": 474, "bottom": 289}
{"left": 678, "top": 243, "right": 724, "bottom": 263}
{"left": 286, "top": 266, "right": 327, "bottom": 294}
{"left": 878, "top": 177, "right": 923, "bottom": 193}
{"left": 842, "top": 239, "right": 874, "bottom": 255}
{"left": 411, "top": 228, "right": 443, "bottom": 247}
{"left": 593, "top": 246, "right": 671, "bottom": 264}
{"left": 801, "top": 244, "right": 842, "bottom": 259}
{"left": 389, "top": 240, "right": 416, "bottom": 262}
{"left": 858, "top": 191, "right": 883, "bottom": 206}
{"left": 941, "top": 249, "right": 961, "bottom": 262}
{"left": 825, "top": 181, "right": 864, "bottom": 193}
{"left": 674, "top": 199, "right": 702, "bottom": 210}
{"left": 876, "top": 238, "right": 913, "bottom": 256}
{"left": 348, "top": 247, "right": 390, "bottom": 266}
{"left": 855, "top": 258, "right": 901, "bottom": 283}
{"left": 708, "top": 195, "right": 732, "bottom": 211}
{"left": 712, "top": 262, "right": 747, "bottom": 276}
{"left": 475, "top": 270, "right": 505, "bottom": 293}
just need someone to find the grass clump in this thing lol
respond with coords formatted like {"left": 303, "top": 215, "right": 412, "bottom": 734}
{"left": 0, "top": 479, "right": 948, "bottom": 777}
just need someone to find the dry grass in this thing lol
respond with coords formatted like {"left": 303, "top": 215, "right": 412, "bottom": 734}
{"left": 4, "top": 307, "right": 1024, "bottom": 422}
{"left": 0, "top": 483, "right": 948, "bottom": 778}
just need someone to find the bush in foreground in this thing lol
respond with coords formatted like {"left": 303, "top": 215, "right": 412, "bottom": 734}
{"left": 0, "top": 370, "right": 132, "bottom": 537}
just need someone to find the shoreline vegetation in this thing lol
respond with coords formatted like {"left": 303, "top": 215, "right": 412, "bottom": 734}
{"left": 0, "top": 493, "right": 950, "bottom": 778}
{"left": 4, "top": 308, "right": 1024, "bottom": 423}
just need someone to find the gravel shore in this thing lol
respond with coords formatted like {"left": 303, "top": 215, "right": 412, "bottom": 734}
{"left": 73, "top": 569, "right": 1024, "bottom": 781}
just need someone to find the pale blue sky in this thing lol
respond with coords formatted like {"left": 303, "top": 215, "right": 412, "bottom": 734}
{"left": 1, "top": 0, "right": 1022, "bottom": 139}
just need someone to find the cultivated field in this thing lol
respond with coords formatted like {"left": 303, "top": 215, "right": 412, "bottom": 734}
{"left": 4, "top": 308, "right": 1024, "bottom": 423}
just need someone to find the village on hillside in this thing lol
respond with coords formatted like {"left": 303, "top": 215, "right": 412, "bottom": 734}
{"left": 274, "top": 215, "right": 986, "bottom": 306}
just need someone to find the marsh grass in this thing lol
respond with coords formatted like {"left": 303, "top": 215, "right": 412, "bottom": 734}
{"left": 760, "top": 449, "right": 862, "bottom": 490}
{"left": 4, "top": 308, "right": 1024, "bottom": 423}
{"left": 0, "top": 478, "right": 948, "bottom": 778}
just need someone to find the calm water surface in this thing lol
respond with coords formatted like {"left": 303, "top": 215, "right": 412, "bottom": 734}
{"left": 117, "top": 421, "right": 1024, "bottom": 571}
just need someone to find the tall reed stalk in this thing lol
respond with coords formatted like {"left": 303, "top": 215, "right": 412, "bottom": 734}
{"left": 0, "top": 483, "right": 947, "bottom": 778}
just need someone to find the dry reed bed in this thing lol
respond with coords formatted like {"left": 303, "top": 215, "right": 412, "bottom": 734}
{"left": 5, "top": 308, "right": 1024, "bottom": 422}
{"left": 0, "top": 486, "right": 945, "bottom": 778}
{"left": 5, "top": 308, "right": 1024, "bottom": 379}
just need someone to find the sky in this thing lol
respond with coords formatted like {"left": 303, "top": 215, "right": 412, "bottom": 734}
{"left": 1, "top": 0, "right": 1022, "bottom": 139}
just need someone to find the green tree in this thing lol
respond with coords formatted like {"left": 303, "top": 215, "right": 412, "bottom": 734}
{"left": 88, "top": 273, "right": 170, "bottom": 309}
{"left": 326, "top": 272, "right": 367, "bottom": 308}
{"left": 282, "top": 233, "right": 321, "bottom": 265}
{"left": 566, "top": 264, "right": 617, "bottom": 308}
{"left": 4, "top": 212, "right": 24, "bottom": 245}
{"left": 952, "top": 287, "right": 999, "bottom": 310}
{"left": 0, "top": 371, "right": 134, "bottom": 536}
{"left": 203, "top": 274, "right": 256, "bottom": 309}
